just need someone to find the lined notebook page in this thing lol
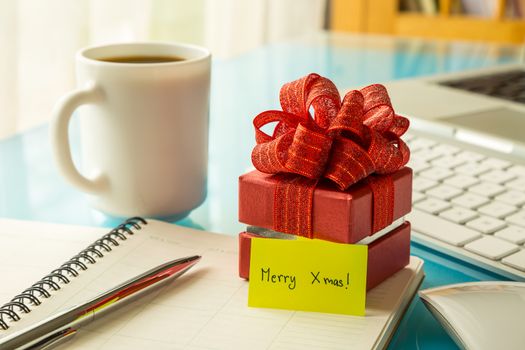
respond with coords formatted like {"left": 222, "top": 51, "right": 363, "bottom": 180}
{"left": 0, "top": 219, "right": 423, "bottom": 350}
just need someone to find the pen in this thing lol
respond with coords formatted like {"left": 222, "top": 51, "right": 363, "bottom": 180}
{"left": 0, "top": 255, "right": 201, "bottom": 350}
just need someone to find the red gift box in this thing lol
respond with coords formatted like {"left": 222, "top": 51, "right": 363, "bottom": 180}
{"left": 239, "top": 221, "right": 411, "bottom": 291}
{"left": 239, "top": 74, "right": 414, "bottom": 290}
{"left": 239, "top": 167, "right": 412, "bottom": 244}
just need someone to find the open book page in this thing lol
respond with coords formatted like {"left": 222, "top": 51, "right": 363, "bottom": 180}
{"left": 0, "top": 219, "right": 423, "bottom": 349}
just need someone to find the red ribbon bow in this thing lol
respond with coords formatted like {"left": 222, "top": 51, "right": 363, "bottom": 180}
{"left": 251, "top": 73, "right": 410, "bottom": 238}
{"left": 252, "top": 73, "right": 410, "bottom": 189}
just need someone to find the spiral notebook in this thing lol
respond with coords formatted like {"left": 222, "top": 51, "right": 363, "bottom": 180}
{"left": 0, "top": 218, "right": 423, "bottom": 349}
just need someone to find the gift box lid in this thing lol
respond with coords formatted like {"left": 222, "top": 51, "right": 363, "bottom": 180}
{"left": 239, "top": 167, "right": 412, "bottom": 244}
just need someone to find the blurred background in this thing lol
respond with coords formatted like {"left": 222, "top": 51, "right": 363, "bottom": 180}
{"left": 0, "top": 0, "right": 523, "bottom": 139}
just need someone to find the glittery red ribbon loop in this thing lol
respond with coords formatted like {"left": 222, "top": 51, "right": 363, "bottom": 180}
{"left": 324, "top": 137, "right": 375, "bottom": 190}
{"left": 285, "top": 124, "right": 332, "bottom": 179}
{"left": 251, "top": 74, "right": 410, "bottom": 237}
{"left": 361, "top": 84, "right": 395, "bottom": 133}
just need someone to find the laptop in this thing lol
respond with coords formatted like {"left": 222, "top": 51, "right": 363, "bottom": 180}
{"left": 381, "top": 64, "right": 525, "bottom": 280}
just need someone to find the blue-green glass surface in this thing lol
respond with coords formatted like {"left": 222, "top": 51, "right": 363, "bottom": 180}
{"left": 0, "top": 32, "right": 520, "bottom": 349}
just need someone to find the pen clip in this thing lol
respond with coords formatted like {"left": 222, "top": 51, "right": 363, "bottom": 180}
{"left": 28, "top": 327, "right": 77, "bottom": 350}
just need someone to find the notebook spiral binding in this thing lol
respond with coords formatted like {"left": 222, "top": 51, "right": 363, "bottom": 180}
{"left": 0, "top": 217, "right": 148, "bottom": 331}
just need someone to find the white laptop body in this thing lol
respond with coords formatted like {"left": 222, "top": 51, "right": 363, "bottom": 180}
{"left": 385, "top": 64, "right": 525, "bottom": 158}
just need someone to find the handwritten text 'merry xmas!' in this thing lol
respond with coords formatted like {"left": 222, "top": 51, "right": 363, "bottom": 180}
{"left": 260, "top": 267, "right": 350, "bottom": 290}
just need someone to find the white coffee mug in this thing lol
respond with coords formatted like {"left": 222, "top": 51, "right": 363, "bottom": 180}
{"left": 51, "top": 42, "right": 211, "bottom": 219}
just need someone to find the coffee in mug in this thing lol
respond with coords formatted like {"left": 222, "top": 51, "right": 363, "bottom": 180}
{"left": 98, "top": 55, "right": 185, "bottom": 64}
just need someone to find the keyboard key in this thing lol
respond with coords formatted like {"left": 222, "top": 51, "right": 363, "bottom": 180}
{"left": 477, "top": 202, "right": 517, "bottom": 219}
{"left": 455, "top": 162, "right": 491, "bottom": 176}
{"left": 478, "top": 170, "right": 516, "bottom": 184}
{"left": 464, "top": 236, "right": 519, "bottom": 260}
{"left": 466, "top": 216, "right": 506, "bottom": 234}
{"left": 451, "top": 192, "right": 490, "bottom": 209}
{"left": 431, "top": 144, "right": 460, "bottom": 155}
{"left": 425, "top": 185, "right": 463, "bottom": 201}
{"left": 495, "top": 226, "right": 525, "bottom": 244}
{"left": 412, "top": 191, "right": 425, "bottom": 203}
{"left": 443, "top": 174, "right": 478, "bottom": 189}
{"left": 415, "top": 198, "right": 451, "bottom": 214}
{"left": 439, "top": 207, "right": 478, "bottom": 224}
{"left": 506, "top": 210, "right": 525, "bottom": 228}
{"left": 507, "top": 165, "right": 525, "bottom": 177}
{"left": 409, "top": 209, "right": 481, "bottom": 246}
{"left": 413, "top": 177, "right": 438, "bottom": 192}
{"left": 409, "top": 138, "right": 436, "bottom": 151}
{"left": 426, "top": 184, "right": 463, "bottom": 200}
{"left": 502, "top": 250, "right": 525, "bottom": 271}
{"left": 479, "top": 157, "right": 511, "bottom": 169}
{"left": 411, "top": 149, "right": 443, "bottom": 162}
{"left": 407, "top": 159, "right": 430, "bottom": 173}
{"left": 454, "top": 150, "right": 485, "bottom": 162}
{"left": 430, "top": 156, "right": 466, "bottom": 169}
{"left": 468, "top": 182, "right": 506, "bottom": 197}
{"left": 495, "top": 190, "right": 525, "bottom": 206}
{"left": 419, "top": 167, "right": 454, "bottom": 181}
{"left": 504, "top": 177, "right": 525, "bottom": 191}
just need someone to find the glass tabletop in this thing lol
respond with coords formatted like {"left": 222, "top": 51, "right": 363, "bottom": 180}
{"left": 0, "top": 32, "right": 520, "bottom": 349}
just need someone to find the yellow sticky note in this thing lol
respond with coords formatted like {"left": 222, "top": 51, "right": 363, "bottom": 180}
{"left": 248, "top": 237, "right": 367, "bottom": 316}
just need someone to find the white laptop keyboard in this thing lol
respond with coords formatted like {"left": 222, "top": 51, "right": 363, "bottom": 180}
{"left": 406, "top": 134, "right": 525, "bottom": 280}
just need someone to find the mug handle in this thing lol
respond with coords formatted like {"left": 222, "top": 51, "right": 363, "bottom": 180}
{"left": 50, "top": 82, "right": 108, "bottom": 194}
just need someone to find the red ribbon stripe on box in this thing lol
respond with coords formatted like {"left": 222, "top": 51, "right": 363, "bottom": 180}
{"left": 251, "top": 73, "right": 410, "bottom": 238}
